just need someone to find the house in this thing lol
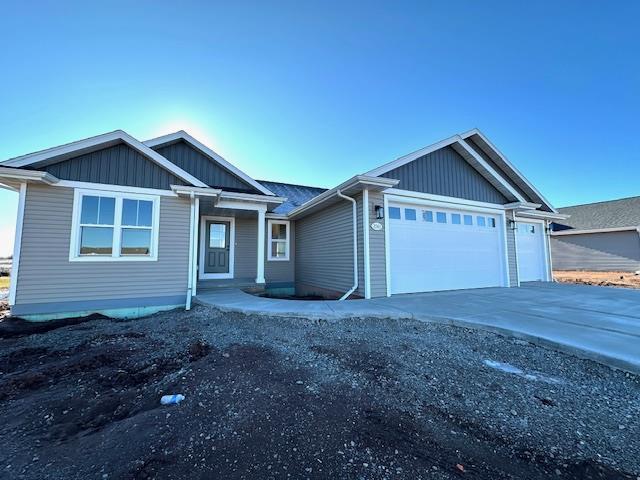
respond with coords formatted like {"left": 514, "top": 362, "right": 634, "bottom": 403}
{"left": 551, "top": 197, "right": 640, "bottom": 272}
{"left": 0, "top": 129, "right": 563, "bottom": 321}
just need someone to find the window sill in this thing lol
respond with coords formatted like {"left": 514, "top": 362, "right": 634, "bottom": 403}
{"left": 267, "top": 257, "right": 290, "bottom": 262}
{"left": 69, "top": 255, "right": 158, "bottom": 263}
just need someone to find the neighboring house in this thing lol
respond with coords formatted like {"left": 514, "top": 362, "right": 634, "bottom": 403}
{"left": 551, "top": 197, "right": 640, "bottom": 272}
{"left": 0, "top": 128, "right": 563, "bottom": 320}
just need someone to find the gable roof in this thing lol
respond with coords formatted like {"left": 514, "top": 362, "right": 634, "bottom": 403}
{"left": 554, "top": 196, "right": 640, "bottom": 231}
{"left": 144, "top": 131, "right": 275, "bottom": 196}
{"left": 0, "top": 130, "right": 208, "bottom": 188}
{"left": 366, "top": 129, "right": 556, "bottom": 211}
{"left": 258, "top": 180, "right": 327, "bottom": 214}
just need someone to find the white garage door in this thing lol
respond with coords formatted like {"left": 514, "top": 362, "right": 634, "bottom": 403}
{"left": 516, "top": 221, "right": 548, "bottom": 281}
{"left": 388, "top": 201, "right": 507, "bottom": 294}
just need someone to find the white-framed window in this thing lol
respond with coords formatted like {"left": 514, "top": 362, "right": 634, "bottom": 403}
{"left": 69, "top": 189, "right": 160, "bottom": 262}
{"left": 267, "top": 219, "right": 290, "bottom": 261}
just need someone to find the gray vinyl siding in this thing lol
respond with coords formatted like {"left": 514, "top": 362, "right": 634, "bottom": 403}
{"left": 152, "top": 140, "right": 257, "bottom": 192}
{"left": 41, "top": 143, "right": 186, "bottom": 190}
{"left": 206, "top": 216, "right": 295, "bottom": 283}
{"left": 15, "top": 184, "right": 190, "bottom": 307}
{"left": 505, "top": 211, "right": 519, "bottom": 286}
{"left": 551, "top": 231, "right": 640, "bottom": 272}
{"left": 380, "top": 146, "right": 507, "bottom": 204}
{"left": 367, "top": 191, "right": 387, "bottom": 297}
{"left": 356, "top": 194, "right": 365, "bottom": 297}
{"left": 295, "top": 200, "right": 356, "bottom": 296}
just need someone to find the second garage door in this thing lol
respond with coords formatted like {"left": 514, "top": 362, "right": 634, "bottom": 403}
{"left": 388, "top": 201, "right": 507, "bottom": 294}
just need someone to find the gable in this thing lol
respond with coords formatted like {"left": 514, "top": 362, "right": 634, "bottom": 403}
{"left": 151, "top": 140, "right": 259, "bottom": 193}
{"left": 37, "top": 142, "right": 187, "bottom": 189}
{"left": 380, "top": 145, "right": 508, "bottom": 204}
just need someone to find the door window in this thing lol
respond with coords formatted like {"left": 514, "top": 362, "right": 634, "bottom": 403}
{"left": 209, "top": 224, "right": 226, "bottom": 248}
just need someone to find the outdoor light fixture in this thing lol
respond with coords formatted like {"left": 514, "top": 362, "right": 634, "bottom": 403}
{"left": 374, "top": 205, "right": 384, "bottom": 219}
{"left": 507, "top": 219, "right": 517, "bottom": 230}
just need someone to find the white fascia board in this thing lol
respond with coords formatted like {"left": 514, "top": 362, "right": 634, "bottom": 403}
{"left": 219, "top": 190, "right": 286, "bottom": 204}
{"left": 460, "top": 128, "right": 558, "bottom": 213}
{"left": 503, "top": 201, "right": 542, "bottom": 210}
{"left": 0, "top": 130, "right": 208, "bottom": 188}
{"left": 454, "top": 138, "right": 526, "bottom": 202}
{"left": 385, "top": 188, "right": 507, "bottom": 211}
{"left": 58, "top": 180, "right": 179, "bottom": 197}
{"left": 365, "top": 135, "right": 460, "bottom": 177}
{"left": 286, "top": 175, "right": 398, "bottom": 219}
{"left": 171, "top": 185, "right": 222, "bottom": 198}
{"left": 551, "top": 226, "right": 639, "bottom": 236}
{"left": 515, "top": 210, "right": 570, "bottom": 221}
{"left": 144, "top": 130, "right": 276, "bottom": 196}
{"left": 0, "top": 167, "right": 59, "bottom": 185}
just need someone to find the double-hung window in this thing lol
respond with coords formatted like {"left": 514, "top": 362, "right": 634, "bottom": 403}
{"left": 71, "top": 189, "right": 159, "bottom": 261}
{"left": 267, "top": 220, "right": 290, "bottom": 261}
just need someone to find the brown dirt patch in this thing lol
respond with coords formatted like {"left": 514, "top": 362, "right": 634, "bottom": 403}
{"left": 553, "top": 271, "right": 640, "bottom": 289}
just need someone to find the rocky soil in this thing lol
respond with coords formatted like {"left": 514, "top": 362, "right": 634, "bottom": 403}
{"left": 0, "top": 305, "right": 638, "bottom": 479}
{"left": 554, "top": 271, "right": 640, "bottom": 289}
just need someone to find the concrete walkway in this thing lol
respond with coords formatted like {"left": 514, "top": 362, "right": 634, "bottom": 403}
{"left": 196, "top": 283, "right": 640, "bottom": 374}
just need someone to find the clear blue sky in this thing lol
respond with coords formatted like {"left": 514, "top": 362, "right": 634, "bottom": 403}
{"left": 1, "top": 0, "right": 638, "bottom": 255}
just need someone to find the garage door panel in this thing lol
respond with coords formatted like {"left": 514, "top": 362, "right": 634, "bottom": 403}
{"left": 389, "top": 202, "right": 507, "bottom": 294}
{"left": 516, "top": 221, "right": 547, "bottom": 282}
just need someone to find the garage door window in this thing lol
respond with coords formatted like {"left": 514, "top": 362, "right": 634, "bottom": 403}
{"left": 488, "top": 217, "right": 496, "bottom": 228}
{"left": 422, "top": 210, "right": 433, "bottom": 222}
{"left": 451, "top": 213, "right": 461, "bottom": 225}
{"left": 389, "top": 207, "right": 401, "bottom": 219}
{"left": 436, "top": 212, "right": 447, "bottom": 223}
{"left": 477, "top": 216, "right": 486, "bottom": 227}
{"left": 404, "top": 208, "right": 417, "bottom": 221}
{"left": 464, "top": 215, "right": 473, "bottom": 226}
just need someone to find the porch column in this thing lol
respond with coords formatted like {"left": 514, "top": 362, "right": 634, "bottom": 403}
{"left": 256, "top": 207, "right": 266, "bottom": 284}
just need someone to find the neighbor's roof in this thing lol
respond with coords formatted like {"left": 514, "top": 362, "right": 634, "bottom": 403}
{"left": 554, "top": 196, "right": 640, "bottom": 231}
{"left": 258, "top": 180, "right": 327, "bottom": 214}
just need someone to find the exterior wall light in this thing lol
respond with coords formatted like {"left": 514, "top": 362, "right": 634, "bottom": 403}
{"left": 507, "top": 219, "right": 517, "bottom": 230}
{"left": 374, "top": 205, "right": 384, "bottom": 219}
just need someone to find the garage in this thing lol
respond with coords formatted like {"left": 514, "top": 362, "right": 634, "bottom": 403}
{"left": 387, "top": 200, "right": 508, "bottom": 294}
{"left": 516, "top": 220, "right": 549, "bottom": 281}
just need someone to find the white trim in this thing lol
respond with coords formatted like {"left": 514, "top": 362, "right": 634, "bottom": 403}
{"left": 143, "top": 131, "right": 275, "bottom": 196}
{"left": 215, "top": 199, "right": 269, "bottom": 212}
{"left": 199, "top": 215, "right": 235, "bottom": 280}
{"left": 545, "top": 220, "right": 554, "bottom": 282}
{"left": 186, "top": 193, "right": 196, "bottom": 310}
{"left": 362, "top": 189, "right": 371, "bottom": 299}
{"left": 515, "top": 217, "right": 551, "bottom": 282}
{"left": 515, "top": 210, "right": 569, "bottom": 221}
{"left": 336, "top": 190, "right": 358, "bottom": 300}
{"left": 1, "top": 130, "right": 208, "bottom": 188}
{"left": 267, "top": 219, "right": 290, "bottom": 261}
{"left": 550, "top": 226, "right": 639, "bottom": 236}
{"left": 58, "top": 180, "right": 178, "bottom": 197}
{"left": 68, "top": 188, "right": 161, "bottom": 262}
{"left": 256, "top": 210, "right": 266, "bottom": 284}
{"left": 385, "top": 193, "right": 505, "bottom": 215}
{"left": 460, "top": 129, "right": 558, "bottom": 213}
{"left": 383, "top": 194, "right": 391, "bottom": 297}
{"left": 171, "top": 185, "right": 222, "bottom": 198}
{"left": 220, "top": 190, "right": 286, "bottom": 204}
{"left": 8, "top": 183, "right": 26, "bottom": 306}
{"left": 385, "top": 188, "right": 507, "bottom": 211}
{"left": 0, "top": 167, "right": 59, "bottom": 185}
{"left": 192, "top": 198, "right": 200, "bottom": 296}
{"left": 510, "top": 210, "right": 521, "bottom": 287}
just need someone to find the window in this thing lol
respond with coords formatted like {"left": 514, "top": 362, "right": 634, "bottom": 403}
{"left": 389, "top": 207, "right": 401, "bottom": 219}
{"left": 529, "top": 225, "right": 536, "bottom": 234}
{"left": 71, "top": 189, "right": 159, "bottom": 261}
{"left": 268, "top": 220, "right": 290, "bottom": 261}
{"left": 463, "top": 214, "right": 473, "bottom": 226}
{"left": 451, "top": 213, "right": 461, "bottom": 225}
{"left": 488, "top": 217, "right": 496, "bottom": 228}
{"left": 476, "top": 216, "right": 486, "bottom": 227}
{"left": 404, "top": 208, "right": 417, "bottom": 221}
{"left": 422, "top": 210, "right": 433, "bottom": 222}
{"left": 436, "top": 212, "right": 447, "bottom": 223}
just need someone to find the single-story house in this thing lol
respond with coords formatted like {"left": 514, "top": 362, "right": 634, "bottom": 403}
{"left": 551, "top": 197, "right": 640, "bottom": 272}
{"left": 0, "top": 128, "right": 564, "bottom": 320}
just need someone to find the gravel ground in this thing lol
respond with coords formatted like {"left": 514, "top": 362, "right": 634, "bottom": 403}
{"left": 0, "top": 305, "right": 638, "bottom": 479}
{"left": 554, "top": 271, "right": 640, "bottom": 289}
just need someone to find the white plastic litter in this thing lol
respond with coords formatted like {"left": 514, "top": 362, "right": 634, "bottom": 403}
{"left": 160, "top": 394, "right": 185, "bottom": 405}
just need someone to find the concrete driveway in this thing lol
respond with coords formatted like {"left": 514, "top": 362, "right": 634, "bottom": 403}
{"left": 196, "top": 282, "right": 640, "bottom": 373}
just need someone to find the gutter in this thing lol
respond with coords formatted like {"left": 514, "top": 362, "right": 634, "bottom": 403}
{"left": 336, "top": 189, "right": 358, "bottom": 301}
{"left": 186, "top": 192, "right": 196, "bottom": 310}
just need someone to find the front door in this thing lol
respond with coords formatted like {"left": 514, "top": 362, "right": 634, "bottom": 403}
{"left": 204, "top": 220, "right": 230, "bottom": 274}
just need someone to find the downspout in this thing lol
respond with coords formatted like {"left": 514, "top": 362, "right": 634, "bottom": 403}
{"left": 186, "top": 192, "right": 196, "bottom": 310}
{"left": 336, "top": 189, "right": 358, "bottom": 300}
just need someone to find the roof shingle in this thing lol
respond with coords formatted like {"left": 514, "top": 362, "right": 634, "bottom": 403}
{"left": 554, "top": 196, "right": 640, "bottom": 231}
{"left": 258, "top": 180, "right": 327, "bottom": 215}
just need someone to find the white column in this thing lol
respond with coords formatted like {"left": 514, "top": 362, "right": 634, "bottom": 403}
{"left": 256, "top": 207, "right": 266, "bottom": 284}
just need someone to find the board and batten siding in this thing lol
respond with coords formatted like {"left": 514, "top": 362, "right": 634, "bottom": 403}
{"left": 152, "top": 140, "right": 257, "bottom": 193}
{"left": 41, "top": 142, "right": 186, "bottom": 190}
{"left": 551, "top": 231, "right": 640, "bottom": 272}
{"left": 14, "top": 184, "right": 190, "bottom": 310}
{"left": 380, "top": 146, "right": 508, "bottom": 204}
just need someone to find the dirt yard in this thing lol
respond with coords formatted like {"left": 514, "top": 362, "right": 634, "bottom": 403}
{"left": 554, "top": 271, "right": 640, "bottom": 289}
{"left": 0, "top": 306, "right": 638, "bottom": 479}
